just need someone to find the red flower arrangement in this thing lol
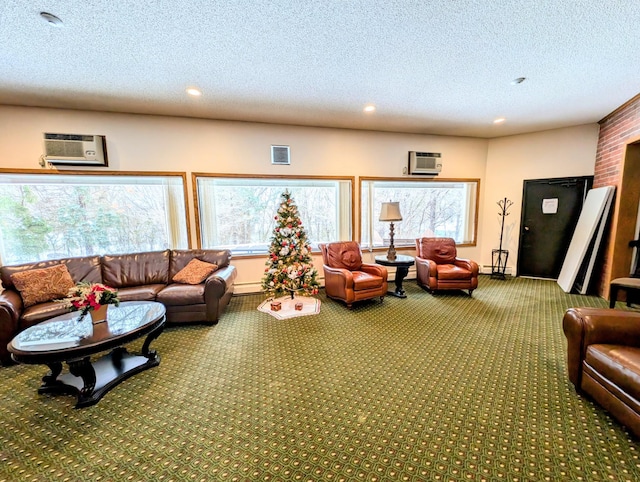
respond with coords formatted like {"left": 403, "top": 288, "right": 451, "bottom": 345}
{"left": 58, "top": 282, "right": 120, "bottom": 318}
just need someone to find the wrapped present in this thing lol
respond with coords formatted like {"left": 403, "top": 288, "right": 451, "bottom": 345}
{"left": 270, "top": 301, "right": 282, "bottom": 311}
{"left": 295, "top": 302, "right": 303, "bottom": 311}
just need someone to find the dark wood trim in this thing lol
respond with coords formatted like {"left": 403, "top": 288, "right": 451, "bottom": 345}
{"left": 598, "top": 92, "right": 640, "bottom": 124}
{"left": 0, "top": 168, "right": 192, "bottom": 249}
{"left": 191, "top": 172, "right": 202, "bottom": 249}
{"left": 359, "top": 176, "right": 481, "bottom": 183}
{"left": 0, "top": 168, "right": 187, "bottom": 177}
{"left": 357, "top": 177, "right": 481, "bottom": 247}
{"left": 191, "top": 173, "right": 356, "bottom": 254}
{"left": 608, "top": 140, "right": 640, "bottom": 291}
{"left": 191, "top": 172, "right": 355, "bottom": 181}
{"left": 179, "top": 173, "right": 192, "bottom": 249}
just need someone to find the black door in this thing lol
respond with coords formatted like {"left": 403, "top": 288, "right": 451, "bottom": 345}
{"left": 517, "top": 176, "right": 593, "bottom": 279}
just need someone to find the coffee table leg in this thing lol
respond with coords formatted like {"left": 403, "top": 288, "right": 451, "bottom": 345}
{"left": 111, "top": 346, "right": 127, "bottom": 371}
{"left": 392, "top": 266, "right": 410, "bottom": 298}
{"left": 68, "top": 357, "right": 97, "bottom": 403}
{"left": 141, "top": 323, "right": 164, "bottom": 360}
{"left": 39, "top": 362, "right": 63, "bottom": 391}
{"left": 39, "top": 362, "right": 81, "bottom": 399}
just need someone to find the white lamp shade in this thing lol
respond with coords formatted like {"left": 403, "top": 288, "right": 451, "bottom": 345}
{"left": 379, "top": 202, "right": 402, "bottom": 222}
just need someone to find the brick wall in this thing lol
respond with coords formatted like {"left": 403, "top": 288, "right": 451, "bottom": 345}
{"left": 594, "top": 94, "right": 640, "bottom": 295}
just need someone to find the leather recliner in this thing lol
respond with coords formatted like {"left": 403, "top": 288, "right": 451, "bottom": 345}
{"left": 415, "top": 237, "right": 478, "bottom": 295}
{"left": 563, "top": 307, "right": 640, "bottom": 438}
{"left": 319, "top": 241, "right": 388, "bottom": 308}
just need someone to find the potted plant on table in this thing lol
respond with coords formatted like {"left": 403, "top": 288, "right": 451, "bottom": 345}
{"left": 58, "top": 282, "right": 120, "bottom": 324}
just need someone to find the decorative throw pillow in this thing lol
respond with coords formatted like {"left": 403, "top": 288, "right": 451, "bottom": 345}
{"left": 11, "top": 264, "right": 75, "bottom": 308}
{"left": 172, "top": 258, "right": 218, "bottom": 285}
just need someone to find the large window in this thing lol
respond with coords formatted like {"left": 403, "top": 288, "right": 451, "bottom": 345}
{"left": 195, "top": 175, "right": 353, "bottom": 256}
{"left": 360, "top": 178, "right": 479, "bottom": 249}
{"left": 0, "top": 172, "right": 189, "bottom": 265}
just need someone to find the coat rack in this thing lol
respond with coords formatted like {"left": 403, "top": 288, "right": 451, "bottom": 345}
{"left": 492, "top": 197, "right": 513, "bottom": 279}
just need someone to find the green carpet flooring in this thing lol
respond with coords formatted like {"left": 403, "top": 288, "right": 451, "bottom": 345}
{"left": 2, "top": 276, "right": 640, "bottom": 481}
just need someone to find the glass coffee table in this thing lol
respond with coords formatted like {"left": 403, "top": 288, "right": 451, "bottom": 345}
{"left": 8, "top": 301, "right": 166, "bottom": 408}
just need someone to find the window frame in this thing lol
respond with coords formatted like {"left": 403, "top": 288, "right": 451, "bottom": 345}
{"left": 192, "top": 173, "right": 355, "bottom": 258}
{"left": 358, "top": 176, "right": 480, "bottom": 250}
{"left": 0, "top": 168, "right": 191, "bottom": 264}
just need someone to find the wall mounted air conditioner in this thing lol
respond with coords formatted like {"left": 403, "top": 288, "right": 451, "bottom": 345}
{"left": 408, "top": 151, "right": 442, "bottom": 175}
{"left": 43, "top": 133, "right": 108, "bottom": 166}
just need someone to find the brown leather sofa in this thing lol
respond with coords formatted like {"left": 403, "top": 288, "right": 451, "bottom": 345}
{"left": 563, "top": 307, "right": 640, "bottom": 437}
{"left": 415, "top": 237, "right": 479, "bottom": 295}
{"left": 319, "top": 241, "right": 388, "bottom": 308}
{"left": 0, "top": 249, "right": 236, "bottom": 365}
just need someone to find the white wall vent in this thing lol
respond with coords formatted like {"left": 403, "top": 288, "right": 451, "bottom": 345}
{"left": 271, "top": 145, "right": 290, "bottom": 165}
{"left": 44, "top": 133, "right": 108, "bottom": 166}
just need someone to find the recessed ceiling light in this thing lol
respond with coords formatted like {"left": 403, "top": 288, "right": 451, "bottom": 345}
{"left": 40, "top": 12, "right": 63, "bottom": 27}
{"left": 186, "top": 87, "right": 202, "bottom": 97}
{"left": 493, "top": 117, "right": 506, "bottom": 124}
{"left": 511, "top": 77, "right": 526, "bottom": 85}
{"left": 363, "top": 104, "right": 376, "bottom": 113}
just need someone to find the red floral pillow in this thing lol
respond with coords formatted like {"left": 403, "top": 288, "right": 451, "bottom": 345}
{"left": 11, "top": 264, "right": 75, "bottom": 307}
{"left": 172, "top": 259, "right": 218, "bottom": 285}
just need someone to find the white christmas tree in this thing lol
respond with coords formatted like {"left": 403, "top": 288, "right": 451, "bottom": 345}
{"left": 261, "top": 191, "right": 320, "bottom": 299}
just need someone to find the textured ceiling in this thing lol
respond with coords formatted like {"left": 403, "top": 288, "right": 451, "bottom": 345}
{"left": 1, "top": 1, "right": 640, "bottom": 138}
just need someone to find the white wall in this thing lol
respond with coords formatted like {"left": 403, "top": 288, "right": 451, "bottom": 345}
{"left": 481, "top": 124, "right": 600, "bottom": 272}
{"left": 0, "top": 105, "right": 600, "bottom": 290}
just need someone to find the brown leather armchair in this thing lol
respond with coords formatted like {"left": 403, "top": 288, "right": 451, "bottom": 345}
{"left": 563, "top": 307, "right": 640, "bottom": 437}
{"left": 319, "top": 241, "right": 388, "bottom": 308}
{"left": 415, "top": 237, "right": 478, "bottom": 295}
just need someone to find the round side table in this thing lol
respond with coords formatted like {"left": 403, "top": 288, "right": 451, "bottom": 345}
{"left": 374, "top": 254, "right": 415, "bottom": 298}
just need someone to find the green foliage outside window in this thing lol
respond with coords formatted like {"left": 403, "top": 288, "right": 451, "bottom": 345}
{"left": 0, "top": 174, "right": 188, "bottom": 265}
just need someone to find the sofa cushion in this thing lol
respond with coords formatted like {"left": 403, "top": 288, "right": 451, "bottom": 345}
{"left": 169, "top": 249, "right": 231, "bottom": 279}
{"left": 157, "top": 283, "right": 205, "bottom": 306}
{"left": 20, "top": 300, "right": 71, "bottom": 328}
{"left": 102, "top": 250, "right": 170, "bottom": 288}
{"left": 64, "top": 256, "right": 103, "bottom": 284}
{"left": 1, "top": 255, "right": 102, "bottom": 290}
{"left": 585, "top": 344, "right": 640, "bottom": 403}
{"left": 437, "top": 264, "right": 472, "bottom": 280}
{"left": 418, "top": 237, "right": 457, "bottom": 264}
{"left": 324, "top": 242, "right": 363, "bottom": 271}
{"left": 10, "top": 264, "right": 76, "bottom": 308}
{"left": 115, "top": 284, "right": 166, "bottom": 302}
{"left": 352, "top": 271, "right": 384, "bottom": 290}
{"left": 164, "top": 305, "right": 208, "bottom": 324}
{"left": 172, "top": 259, "right": 217, "bottom": 285}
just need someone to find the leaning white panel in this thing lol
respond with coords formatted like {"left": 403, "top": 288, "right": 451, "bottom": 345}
{"left": 557, "top": 186, "right": 615, "bottom": 293}
{"left": 578, "top": 188, "right": 615, "bottom": 294}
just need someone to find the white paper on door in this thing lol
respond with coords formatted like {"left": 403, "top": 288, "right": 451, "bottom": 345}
{"left": 542, "top": 198, "right": 558, "bottom": 214}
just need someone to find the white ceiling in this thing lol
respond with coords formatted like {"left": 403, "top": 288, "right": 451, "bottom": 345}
{"left": 1, "top": 1, "right": 640, "bottom": 138}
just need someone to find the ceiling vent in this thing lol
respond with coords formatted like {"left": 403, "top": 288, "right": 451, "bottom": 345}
{"left": 271, "top": 145, "right": 290, "bottom": 165}
{"left": 43, "top": 133, "right": 108, "bottom": 166}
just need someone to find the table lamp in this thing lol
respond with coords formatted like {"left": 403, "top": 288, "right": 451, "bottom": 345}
{"left": 379, "top": 201, "right": 402, "bottom": 260}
